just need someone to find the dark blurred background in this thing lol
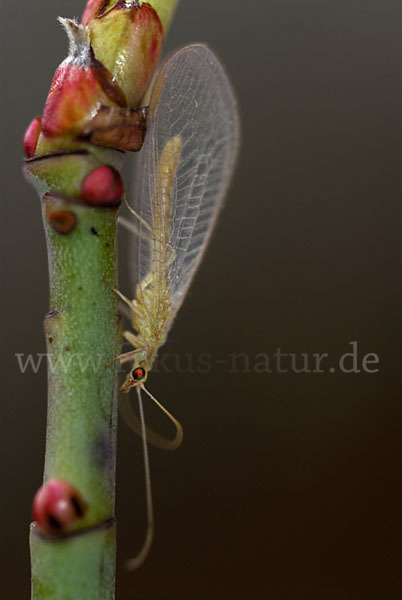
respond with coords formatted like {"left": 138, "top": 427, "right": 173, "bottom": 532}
{"left": 2, "top": 0, "right": 402, "bottom": 598}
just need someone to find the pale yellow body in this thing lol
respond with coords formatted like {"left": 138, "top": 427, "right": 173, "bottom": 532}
{"left": 116, "top": 136, "right": 182, "bottom": 390}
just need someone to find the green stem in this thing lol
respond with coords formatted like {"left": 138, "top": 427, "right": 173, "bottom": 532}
{"left": 28, "top": 187, "right": 121, "bottom": 599}
{"left": 30, "top": 521, "right": 116, "bottom": 600}
{"left": 42, "top": 198, "right": 119, "bottom": 523}
{"left": 24, "top": 2, "right": 179, "bottom": 596}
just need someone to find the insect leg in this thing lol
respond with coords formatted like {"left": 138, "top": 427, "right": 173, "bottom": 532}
{"left": 118, "top": 300, "right": 133, "bottom": 322}
{"left": 102, "top": 277, "right": 142, "bottom": 318}
{"left": 102, "top": 277, "right": 133, "bottom": 308}
{"left": 118, "top": 216, "right": 140, "bottom": 236}
{"left": 119, "top": 216, "right": 152, "bottom": 244}
{"left": 123, "top": 194, "right": 153, "bottom": 233}
{"left": 104, "top": 348, "right": 145, "bottom": 370}
{"left": 123, "top": 330, "right": 144, "bottom": 349}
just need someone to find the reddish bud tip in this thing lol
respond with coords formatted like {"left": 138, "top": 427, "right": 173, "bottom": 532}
{"left": 41, "top": 19, "right": 126, "bottom": 139}
{"left": 81, "top": 165, "right": 123, "bottom": 205}
{"left": 33, "top": 479, "right": 87, "bottom": 534}
{"left": 24, "top": 116, "right": 42, "bottom": 158}
{"left": 81, "top": 0, "right": 104, "bottom": 25}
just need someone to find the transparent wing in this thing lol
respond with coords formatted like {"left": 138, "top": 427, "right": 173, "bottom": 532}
{"left": 129, "top": 43, "right": 240, "bottom": 326}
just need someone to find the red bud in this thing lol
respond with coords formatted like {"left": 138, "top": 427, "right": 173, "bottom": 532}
{"left": 42, "top": 19, "right": 126, "bottom": 139}
{"left": 24, "top": 116, "right": 42, "bottom": 158}
{"left": 33, "top": 479, "right": 87, "bottom": 534}
{"left": 82, "top": 1, "right": 178, "bottom": 33}
{"left": 88, "top": 2, "right": 163, "bottom": 107}
{"left": 81, "top": 165, "right": 123, "bottom": 205}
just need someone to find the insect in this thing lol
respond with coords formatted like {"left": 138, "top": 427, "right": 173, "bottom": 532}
{"left": 113, "top": 43, "right": 240, "bottom": 568}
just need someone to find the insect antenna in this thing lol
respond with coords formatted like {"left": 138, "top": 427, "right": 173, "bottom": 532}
{"left": 119, "top": 392, "right": 184, "bottom": 451}
{"left": 142, "top": 384, "right": 183, "bottom": 449}
{"left": 125, "top": 385, "right": 154, "bottom": 570}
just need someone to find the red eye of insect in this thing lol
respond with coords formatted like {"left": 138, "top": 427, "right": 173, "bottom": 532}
{"left": 132, "top": 367, "right": 146, "bottom": 382}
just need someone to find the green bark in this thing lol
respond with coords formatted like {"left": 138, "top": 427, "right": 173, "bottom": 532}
{"left": 30, "top": 520, "right": 116, "bottom": 600}
{"left": 41, "top": 197, "right": 120, "bottom": 526}
{"left": 25, "top": 153, "right": 123, "bottom": 599}
{"left": 24, "top": 1, "right": 179, "bottom": 597}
